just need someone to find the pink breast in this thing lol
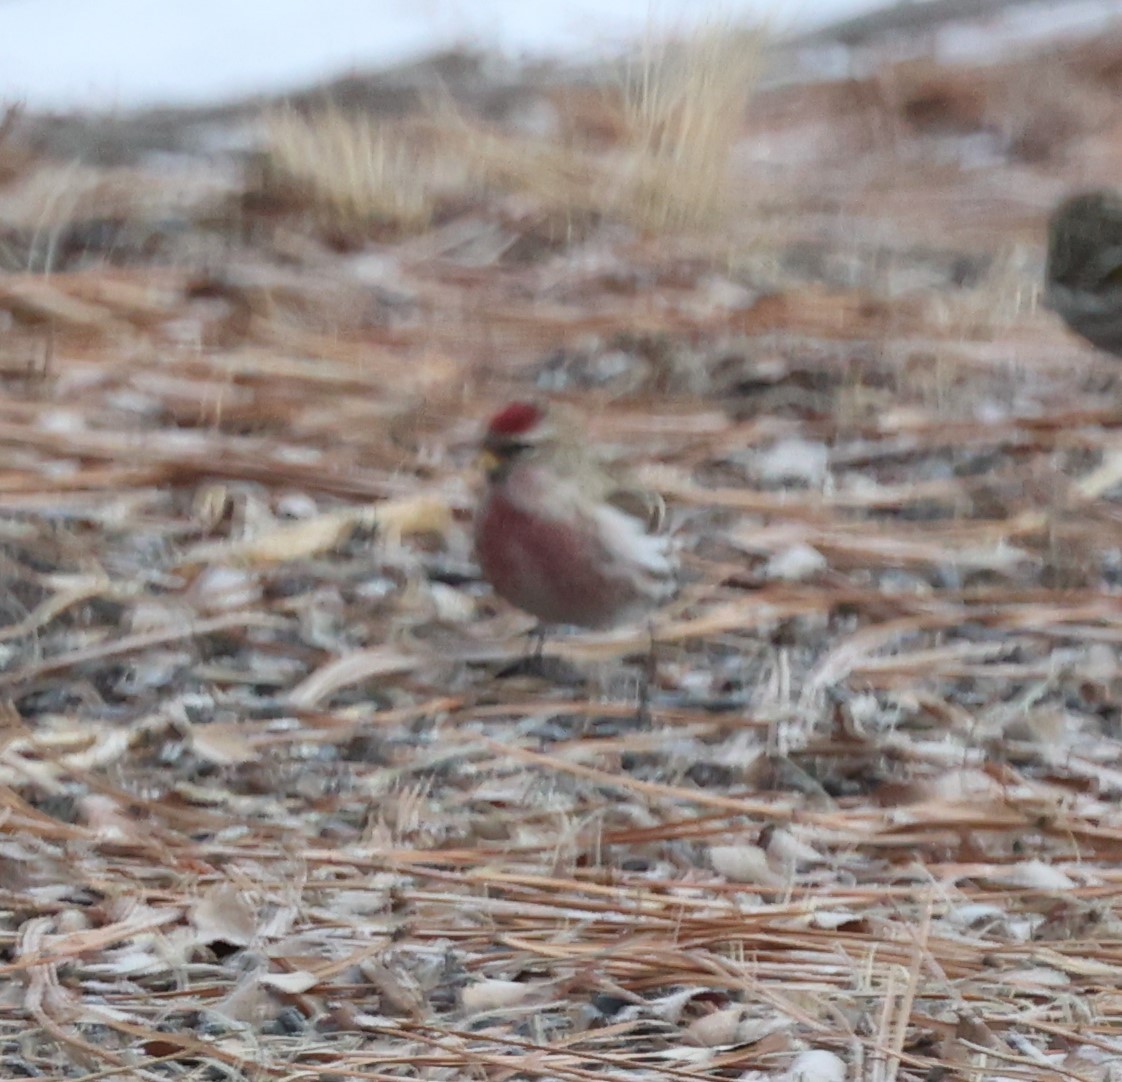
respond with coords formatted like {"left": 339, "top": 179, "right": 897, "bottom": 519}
{"left": 475, "top": 489, "right": 634, "bottom": 628}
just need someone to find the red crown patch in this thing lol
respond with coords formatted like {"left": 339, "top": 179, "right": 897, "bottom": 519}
{"left": 487, "top": 401, "right": 545, "bottom": 437}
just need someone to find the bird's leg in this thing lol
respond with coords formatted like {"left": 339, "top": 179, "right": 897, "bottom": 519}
{"left": 523, "top": 623, "right": 549, "bottom": 676}
{"left": 497, "top": 623, "right": 551, "bottom": 679}
{"left": 531, "top": 624, "right": 547, "bottom": 664}
{"left": 636, "top": 619, "right": 657, "bottom": 728}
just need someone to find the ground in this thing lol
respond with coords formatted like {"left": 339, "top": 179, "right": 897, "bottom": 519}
{"left": 1, "top": 6, "right": 1122, "bottom": 1080}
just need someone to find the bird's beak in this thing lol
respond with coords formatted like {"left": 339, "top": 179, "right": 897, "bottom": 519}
{"left": 477, "top": 449, "right": 500, "bottom": 474}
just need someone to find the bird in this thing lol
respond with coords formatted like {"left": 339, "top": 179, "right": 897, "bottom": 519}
{"left": 1045, "top": 189, "right": 1122, "bottom": 357}
{"left": 473, "top": 400, "right": 678, "bottom": 636}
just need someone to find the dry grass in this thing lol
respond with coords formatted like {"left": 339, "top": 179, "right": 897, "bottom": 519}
{"left": 427, "top": 102, "right": 603, "bottom": 216}
{"left": 256, "top": 22, "right": 766, "bottom": 239}
{"left": 262, "top": 106, "right": 437, "bottom": 234}
{"left": 617, "top": 24, "right": 769, "bottom": 231}
{"left": 432, "top": 20, "right": 768, "bottom": 233}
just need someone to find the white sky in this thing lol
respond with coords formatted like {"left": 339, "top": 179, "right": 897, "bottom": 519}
{"left": 0, "top": 0, "right": 881, "bottom": 111}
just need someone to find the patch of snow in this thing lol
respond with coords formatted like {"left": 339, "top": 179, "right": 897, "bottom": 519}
{"left": 0, "top": 0, "right": 888, "bottom": 112}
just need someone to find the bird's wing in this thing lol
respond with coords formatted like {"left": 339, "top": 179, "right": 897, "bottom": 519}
{"left": 605, "top": 485, "right": 666, "bottom": 534}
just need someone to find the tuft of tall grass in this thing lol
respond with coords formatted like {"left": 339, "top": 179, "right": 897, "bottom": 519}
{"left": 435, "top": 21, "right": 769, "bottom": 234}
{"left": 617, "top": 24, "right": 768, "bottom": 231}
{"left": 262, "top": 106, "right": 435, "bottom": 235}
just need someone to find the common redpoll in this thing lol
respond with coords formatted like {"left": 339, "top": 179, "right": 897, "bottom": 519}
{"left": 1046, "top": 189, "right": 1122, "bottom": 357}
{"left": 474, "top": 400, "right": 678, "bottom": 631}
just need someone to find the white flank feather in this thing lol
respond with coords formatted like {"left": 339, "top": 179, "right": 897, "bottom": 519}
{"left": 591, "top": 502, "right": 679, "bottom": 606}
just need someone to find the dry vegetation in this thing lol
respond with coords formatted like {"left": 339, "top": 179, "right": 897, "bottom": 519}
{"left": 261, "top": 23, "right": 768, "bottom": 241}
{"left": 263, "top": 107, "right": 439, "bottom": 235}
{"left": 3, "top": 9, "right": 1122, "bottom": 1081}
